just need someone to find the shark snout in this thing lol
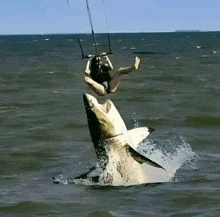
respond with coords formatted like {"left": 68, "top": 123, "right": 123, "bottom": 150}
{"left": 83, "top": 93, "right": 112, "bottom": 114}
{"left": 83, "top": 93, "right": 96, "bottom": 110}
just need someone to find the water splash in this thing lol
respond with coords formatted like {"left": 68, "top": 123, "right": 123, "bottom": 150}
{"left": 132, "top": 112, "right": 139, "bottom": 128}
{"left": 138, "top": 133, "right": 198, "bottom": 182}
{"left": 54, "top": 133, "right": 197, "bottom": 186}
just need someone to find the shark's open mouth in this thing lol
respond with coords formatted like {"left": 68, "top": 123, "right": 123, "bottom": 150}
{"left": 101, "top": 99, "right": 111, "bottom": 113}
{"left": 83, "top": 93, "right": 112, "bottom": 114}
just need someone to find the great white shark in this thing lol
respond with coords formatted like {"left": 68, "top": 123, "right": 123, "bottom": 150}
{"left": 74, "top": 93, "right": 166, "bottom": 185}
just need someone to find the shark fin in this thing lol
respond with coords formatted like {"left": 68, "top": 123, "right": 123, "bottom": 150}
{"left": 128, "top": 146, "right": 166, "bottom": 171}
{"left": 74, "top": 166, "right": 96, "bottom": 179}
{"left": 128, "top": 127, "right": 154, "bottom": 150}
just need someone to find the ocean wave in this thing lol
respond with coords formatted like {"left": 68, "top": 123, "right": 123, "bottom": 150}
{"left": 185, "top": 116, "right": 220, "bottom": 127}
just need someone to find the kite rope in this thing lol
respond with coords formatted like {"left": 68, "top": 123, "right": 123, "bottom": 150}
{"left": 102, "top": 0, "right": 112, "bottom": 53}
{"left": 86, "top": 0, "right": 98, "bottom": 54}
{"left": 67, "top": 0, "right": 112, "bottom": 57}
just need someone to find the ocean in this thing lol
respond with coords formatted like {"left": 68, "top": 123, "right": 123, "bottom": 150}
{"left": 0, "top": 32, "right": 220, "bottom": 216}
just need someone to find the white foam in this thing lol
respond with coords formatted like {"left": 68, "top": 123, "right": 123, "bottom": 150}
{"left": 137, "top": 136, "right": 198, "bottom": 182}
{"left": 98, "top": 135, "right": 196, "bottom": 186}
{"left": 71, "top": 133, "right": 197, "bottom": 186}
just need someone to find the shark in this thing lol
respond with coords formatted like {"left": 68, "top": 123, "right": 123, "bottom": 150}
{"left": 73, "top": 93, "right": 166, "bottom": 185}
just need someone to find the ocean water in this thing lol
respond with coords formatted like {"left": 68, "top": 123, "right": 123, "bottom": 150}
{"left": 0, "top": 32, "right": 220, "bottom": 216}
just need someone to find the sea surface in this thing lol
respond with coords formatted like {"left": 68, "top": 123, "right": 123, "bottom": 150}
{"left": 0, "top": 32, "right": 220, "bottom": 216}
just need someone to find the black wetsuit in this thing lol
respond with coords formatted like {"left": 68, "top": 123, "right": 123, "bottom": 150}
{"left": 90, "top": 68, "right": 112, "bottom": 93}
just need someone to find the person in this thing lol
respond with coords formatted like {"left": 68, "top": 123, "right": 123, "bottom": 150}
{"left": 84, "top": 54, "right": 141, "bottom": 96}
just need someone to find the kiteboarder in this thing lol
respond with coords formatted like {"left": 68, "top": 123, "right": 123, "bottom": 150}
{"left": 84, "top": 54, "right": 141, "bottom": 96}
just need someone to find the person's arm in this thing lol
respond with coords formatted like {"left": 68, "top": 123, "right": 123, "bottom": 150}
{"left": 85, "top": 58, "right": 92, "bottom": 75}
{"left": 103, "top": 55, "right": 114, "bottom": 70}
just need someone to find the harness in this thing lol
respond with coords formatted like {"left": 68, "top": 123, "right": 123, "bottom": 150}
{"left": 90, "top": 65, "right": 112, "bottom": 93}
{"left": 101, "top": 73, "right": 111, "bottom": 94}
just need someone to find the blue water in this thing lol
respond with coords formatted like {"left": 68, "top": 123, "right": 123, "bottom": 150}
{"left": 0, "top": 32, "right": 220, "bottom": 216}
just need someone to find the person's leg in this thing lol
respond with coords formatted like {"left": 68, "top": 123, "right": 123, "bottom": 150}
{"left": 109, "top": 72, "right": 121, "bottom": 93}
{"left": 109, "top": 57, "right": 141, "bottom": 93}
{"left": 117, "top": 57, "right": 140, "bottom": 75}
{"left": 84, "top": 75, "right": 107, "bottom": 96}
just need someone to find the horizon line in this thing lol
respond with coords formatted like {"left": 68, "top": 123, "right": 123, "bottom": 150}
{"left": 1, "top": 30, "right": 220, "bottom": 36}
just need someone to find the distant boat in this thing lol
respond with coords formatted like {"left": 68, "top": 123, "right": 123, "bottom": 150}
{"left": 44, "top": 36, "right": 50, "bottom": 41}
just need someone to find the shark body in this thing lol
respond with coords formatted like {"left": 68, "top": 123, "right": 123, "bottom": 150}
{"left": 74, "top": 93, "right": 166, "bottom": 185}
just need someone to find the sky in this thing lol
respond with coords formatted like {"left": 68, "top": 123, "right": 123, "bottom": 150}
{"left": 1, "top": 0, "right": 220, "bottom": 35}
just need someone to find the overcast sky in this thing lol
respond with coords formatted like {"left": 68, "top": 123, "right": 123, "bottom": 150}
{"left": 1, "top": 0, "right": 220, "bottom": 35}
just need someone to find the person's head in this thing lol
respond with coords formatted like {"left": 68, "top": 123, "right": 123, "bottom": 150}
{"left": 91, "top": 56, "right": 110, "bottom": 74}
{"left": 91, "top": 56, "right": 101, "bottom": 73}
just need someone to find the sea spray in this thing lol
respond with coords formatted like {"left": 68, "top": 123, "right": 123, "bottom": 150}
{"left": 138, "top": 133, "right": 198, "bottom": 182}
{"left": 54, "top": 132, "right": 197, "bottom": 186}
